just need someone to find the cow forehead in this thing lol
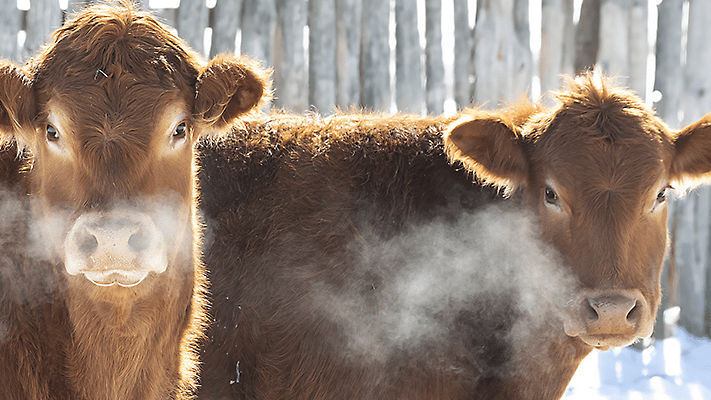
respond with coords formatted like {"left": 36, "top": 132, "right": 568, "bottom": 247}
{"left": 42, "top": 71, "right": 188, "bottom": 137}
{"left": 529, "top": 104, "right": 672, "bottom": 210}
{"left": 27, "top": 4, "right": 201, "bottom": 102}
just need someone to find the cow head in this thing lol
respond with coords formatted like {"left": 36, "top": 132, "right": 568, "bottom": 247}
{"left": 0, "top": 4, "right": 267, "bottom": 310}
{"left": 444, "top": 74, "right": 709, "bottom": 351}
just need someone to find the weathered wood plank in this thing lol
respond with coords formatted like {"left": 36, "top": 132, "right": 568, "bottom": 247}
{"left": 66, "top": 0, "right": 90, "bottom": 15}
{"left": 210, "top": 0, "right": 242, "bottom": 57}
{"left": 597, "top": 0, "right": 629, "bottom": 84}
{"left": 274, "top": 0, "right": 307, "bottom": 112}
{"left": 0, "top": 0, "right": 21, "bottom": 62}
{"left": 395, "top": 0, "right": 424, "bottom": 113}
{"left": 452, "top": 0, "right": 472, "bottom": 109}
{"left": 308, "top": 0, "right": 337, "bottom": 114}
{"left": 359, "top": 0, "right": 390, "bottom": 111}
{"left": 471, "top": 0, "right": 532, "bottom": 108}
{"left": 425, "top": 0, "right": 445, "bottom": 114}
{"left": 573, "top": 0, "right": 600, "bottom": 74}
{"left": 24, "top": 0, "right": 63, "bottom": 60}
{"left": 539, "top": 0, "right": 574, "bottom": 95}
{"left": 676, "top": 0, "right": 711, "bottom": 339}
{"left": 653, "top": 0, "right": 684, "bottom": 128}
{"left": 627, "top": 0, "right": 647, "bottom": 98}
{"left": 241, "top": 0, "right": 276, "bottom": 67}
{"left": 596, "top": 0, "right": 647, "bottom": 97}
{"left": 335, "top": 0, "right": 361, "bottom": 108}
{"left": 177, "top": 0, "right": 209, "bottom": 57}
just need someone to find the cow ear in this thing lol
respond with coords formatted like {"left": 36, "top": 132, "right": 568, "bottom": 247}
{"left": 194, "top": 55, "right": 270, "bottom": 131}
{"left": 0, "top": 62, "right": 34, "bottom": 143}
{"left": 444, "top": 114, "right": 528, "bottom": 195}
{"left": 670, "top": 115, "right": 711, "bottom": 189}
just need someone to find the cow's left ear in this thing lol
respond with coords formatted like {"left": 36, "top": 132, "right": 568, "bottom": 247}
{"left": 0, "top": 61, "right": 35, "bottom": 144}
{"left": 670, "top": 114, "right": 711, "bottom": 189}
{"left": 444, "top": 114, "right": 528, "bottom": 195}
{"left": 194, "top": 55, "right": 270, "bottom": 131}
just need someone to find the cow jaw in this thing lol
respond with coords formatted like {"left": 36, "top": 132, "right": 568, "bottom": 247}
{"left": 64, "top": 210, "right": 169, "bottom": 287}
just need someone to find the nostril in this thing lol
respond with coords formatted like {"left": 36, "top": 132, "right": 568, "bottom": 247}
{"left": 77, "top": 231, "right": 98, "bottom": 255}
{"left": 128, "top": 228, "right": 150, "bottom": 253}
{"left": 626, "top": 300, "right": 641, "bottom": 324}
{"left": 585, "top": 298, "right": 600, "bottom": 322}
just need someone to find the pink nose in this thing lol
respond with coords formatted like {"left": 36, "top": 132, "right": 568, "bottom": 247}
{"left": 564, "top": 289, "right": 653, "bottom": 348}
{"left": 584, "top": 293, "right": 642, "bottom": 335}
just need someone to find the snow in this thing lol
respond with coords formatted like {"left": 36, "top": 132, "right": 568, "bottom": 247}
{"left": 563, "top": 327, "right": 711, "bottom": 399}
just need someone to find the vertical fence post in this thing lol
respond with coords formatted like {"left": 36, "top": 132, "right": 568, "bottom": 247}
{"left": 452, "top": 0, "right": 471, "bottom": 109}
{"left": 360, "top": 0, "right": 390, "bottom": 111}
{"left": 177, "top": 0, "right": 209, "bottom": 57}
{"left": 66, "top": 0, "right": 89, "bottom": 16}
{"left": 597, "top": 0, "right": 630, "bottom": 85}
{"left": 395, "top": 0, "right": 424, "bottom": 114}
{"left": 24, "top": 0, "right": 63, "bottom": 60}
{"left": 676, "top": 0, "right": 711, "bottom": 339}
{"left": 628, "top": 0, "right": 647, "bottom": 98}
{"left": 274, "top": 0, "right": 308, "bottom": 112}
{"left": 210, "top": 0, "right": 242, "bottom": 57}
{"left": 654, "top": 0, "right": 684, "bottom": 128}
{"left": 335, "top": 0, "right": 361, "bottom": 109}
{"left": 241, "top": 0, "right": 276, "bottom": 67}
{"left": 539, "top": 0, "right": 574, "bottom": 96}
{"left": 472, "top": 0, "right": 532, "bottom": 108}
{"left": 425, "top": 0, "right": 445, "bottom": 114}
{"left": 653, "top": 0, "right": 685, "bottom": 340}
{"left": 573, "top": 0, "right": 599, "bottom": 73}
{"left": 308, "top": 0, "right": 337, "bottom": 114}
{"left": 0, "top": 0, "right": 21, "bottom": 62}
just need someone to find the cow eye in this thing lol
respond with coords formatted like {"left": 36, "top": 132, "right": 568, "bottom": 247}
{"left": 656, "top": 188, "right": 667, "bottom": 203}
{"left": 46, "top": 124, "right": 59, "bottom": 141}
{"left": 173, "top": 122, "right": 187, "bottom": 139}
{"left": 544, "top": 187, "right": 559, "bottom": 205}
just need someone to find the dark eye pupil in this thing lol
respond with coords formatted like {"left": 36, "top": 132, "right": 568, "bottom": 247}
{"left": 47, "top": 125, "right": 59, "bottom": 140}
{"left": 174, "top": 123, "right": 186, "bottom": 137}
{"left": 545, "top": 188, "right": 557, "bottom": 202}
{"left": 657, "top": 189, "right": 667, "bottom": 202}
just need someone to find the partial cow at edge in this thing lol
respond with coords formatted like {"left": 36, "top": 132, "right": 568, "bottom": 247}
{"left": 0, "top": 3, "right": 267, "bottom": 399}
{"left": 197, "top": 74, "right": 711, "bottom": 399}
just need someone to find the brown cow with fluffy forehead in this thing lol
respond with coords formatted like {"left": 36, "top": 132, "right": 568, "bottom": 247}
{"left": 0, "top": 3, "right": 266, "bottom": 399}
{"left": 196, "top": 75, "right": 711, "bottom": 399}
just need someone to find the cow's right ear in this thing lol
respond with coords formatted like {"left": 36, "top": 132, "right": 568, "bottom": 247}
{"left": 194, "top": 55, "right": 271, "bottom": 132}
{"left": 669, "top": 114, "right": 711, "bottom": 190}
{"left": 444, "top": 114, "right": 528, "bottom": 195}
{"left": 0, "top": 61, "right": 34, "bottom": 143}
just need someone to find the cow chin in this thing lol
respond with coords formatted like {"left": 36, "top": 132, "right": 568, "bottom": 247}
{"left": 573, "top": 333, "right": 639, "bottom": 351}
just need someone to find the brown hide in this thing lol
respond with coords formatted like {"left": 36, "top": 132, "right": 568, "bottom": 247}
{"left": 197, "top": 112, "right": 581, "bottom": 400}
{"left": 197, "top": 76, "right": 711, "bottom": 400}
{"left": 0, "top": 3, "right": 267, "bottom": 399}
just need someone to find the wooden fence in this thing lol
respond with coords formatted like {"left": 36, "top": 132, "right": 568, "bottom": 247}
{"left": 1, "top": 0, "right": 711, "bottom": 340}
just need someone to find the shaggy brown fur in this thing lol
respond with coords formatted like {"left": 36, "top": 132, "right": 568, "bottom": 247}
{"left": 0, "top": 3, "right": 267, "bottom": 399}
{"left": 196, "top": 75, "right": 711, "bottom": 399}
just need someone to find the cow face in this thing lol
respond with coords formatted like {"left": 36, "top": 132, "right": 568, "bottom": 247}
{"left": 444, "top": 74, "right": 708, "bottom": 350}
{"left": 0, "top": 6, "right": 266, "bottom": 304}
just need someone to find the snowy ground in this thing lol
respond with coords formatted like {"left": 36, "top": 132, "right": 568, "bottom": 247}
{"left": 563, "top": 326, "right": 711, "bottom": 399}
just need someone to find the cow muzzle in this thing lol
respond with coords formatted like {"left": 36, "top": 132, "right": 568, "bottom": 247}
{"left": 563, "top": 289, "right": 654, "bottom": 350}
{"left": 64, "top": 210, "right": 168, "bottom": 287}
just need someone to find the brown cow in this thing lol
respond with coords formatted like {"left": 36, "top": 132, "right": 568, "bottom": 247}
{"left": 0, "top": 4, "right": 267, "bottom": 399}
{"left": 196, "top": 75, "right": 711, "bottom": 399}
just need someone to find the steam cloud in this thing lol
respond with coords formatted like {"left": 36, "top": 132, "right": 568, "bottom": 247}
{"left": 0, "top": 186, "right": 194, "bottom": 308}
{"left": 310, "top": 204, "right": 580, "bottom": 375}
